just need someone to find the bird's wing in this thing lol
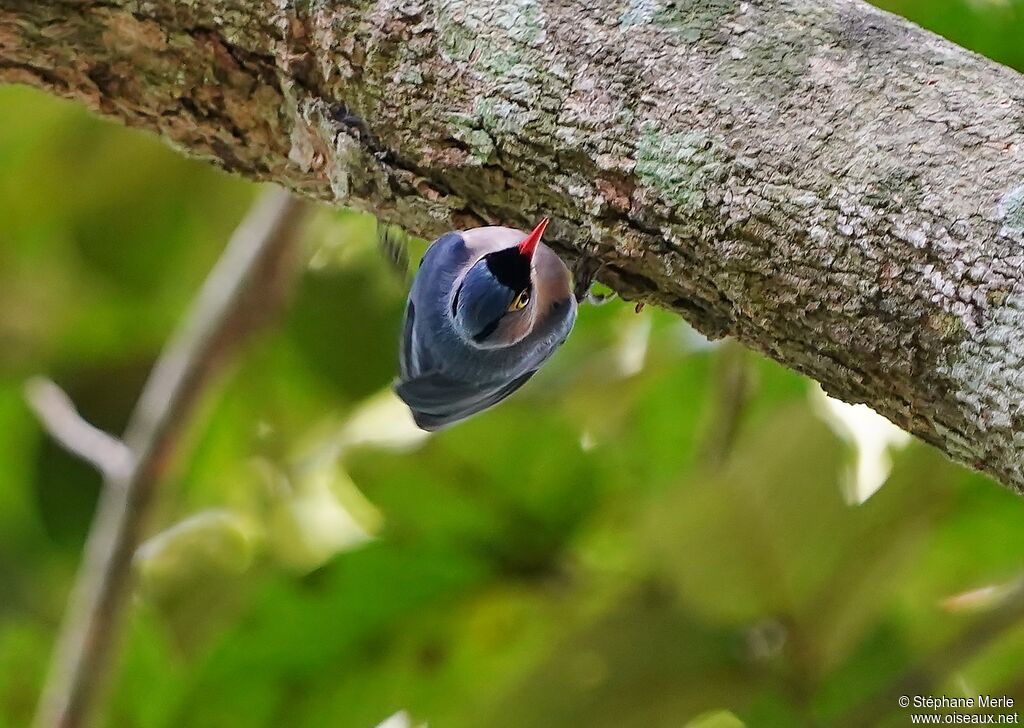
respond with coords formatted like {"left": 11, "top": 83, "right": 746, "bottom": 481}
{"left": 399, "top": 299, "right": 423, "bottom": 380}
{"left": 399, "top": 232, "right": 470, "bottom": 381}
{"left": 395, "top": 369, "right": 537, "bottom": 431}
{"left": 398, "top": 297, "right": 446, "bottom": 380}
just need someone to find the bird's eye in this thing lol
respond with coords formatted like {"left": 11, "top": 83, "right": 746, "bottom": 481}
{"left": 508, "top": 290, "right": 530, "bottom": 312}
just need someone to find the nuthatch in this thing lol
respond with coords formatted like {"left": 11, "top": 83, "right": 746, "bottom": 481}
{"left": 396, "top": 219, "right": 577, "bottom": 431}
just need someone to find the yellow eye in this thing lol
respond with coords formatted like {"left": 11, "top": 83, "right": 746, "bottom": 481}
{"left": 508, "top": 290, "right": 530, "bottom": 312}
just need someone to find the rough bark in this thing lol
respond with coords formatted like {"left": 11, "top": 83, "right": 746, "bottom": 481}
{"left": 4, "top": 0, "right": 1024, "bottom": 492}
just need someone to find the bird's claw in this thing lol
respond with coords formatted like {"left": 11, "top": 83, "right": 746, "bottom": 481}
{"left": 573, "top": 254, "right": 614, "bottom": 305}
{"left": 581, "top": 289, "right": 615, "bottom": 306}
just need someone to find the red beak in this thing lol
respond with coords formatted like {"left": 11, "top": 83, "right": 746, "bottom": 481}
{"left": 517, "top": 217, "right": 549, "bottom": 259}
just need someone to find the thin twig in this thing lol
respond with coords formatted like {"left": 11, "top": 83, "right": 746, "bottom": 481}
{"left": 699, "top": 341, "right": 755, "bottom": 469}
{"left": 30, "top": 187, "right": 313, "bottom": 728}
{"left": 24, "top": 378, "right": 133, "bottom": 479}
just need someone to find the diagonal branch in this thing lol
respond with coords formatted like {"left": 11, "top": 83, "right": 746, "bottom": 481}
{"left": 4, "top": 0, "right": 1024, "bottom": 495}
{"left": 28, "top": 187, "right": 313, "bottom": 728}
{"left": 842, "top": 575, "right": 1024, "bottom": 726}
{"left": 7, "top": 0, "right": 1024, "bottom": 494}
{"left": 25, "top": 378, "right": 134, "bottom": 480}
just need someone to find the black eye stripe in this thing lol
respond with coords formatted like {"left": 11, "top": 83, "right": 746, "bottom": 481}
{"left": 485, "top": 246, "right": 531, "bottom": 290}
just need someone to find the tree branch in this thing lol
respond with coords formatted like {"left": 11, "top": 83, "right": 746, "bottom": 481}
{"left": 28, "top": 187, "right": 312, "bottom": 728}
{"left": 5, "top": 0, "right": 1024, "bottom": 493}
{"left": 25, "top": 378, "right": 134, "bottom": 480}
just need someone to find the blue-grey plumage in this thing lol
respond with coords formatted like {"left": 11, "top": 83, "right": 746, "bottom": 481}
{"left": 396, "top": 219, "right": 577, "bottom": 431}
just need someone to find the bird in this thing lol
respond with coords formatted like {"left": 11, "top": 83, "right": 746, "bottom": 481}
{"left": 395, "top": 218, "right": 577, "bottom": 431}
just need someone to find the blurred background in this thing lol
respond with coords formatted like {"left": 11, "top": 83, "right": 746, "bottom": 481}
{"left": 2, "top": 1, "right": 1024, "bottom": 726}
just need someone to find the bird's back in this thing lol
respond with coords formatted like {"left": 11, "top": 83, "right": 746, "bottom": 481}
{"left": 396, "top": 229, "right": 576, "bottom": 430}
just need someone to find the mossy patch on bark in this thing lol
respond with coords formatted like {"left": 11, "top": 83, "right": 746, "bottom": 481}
{"left": 634, "top": 122, "right": 723, "bottom": 216}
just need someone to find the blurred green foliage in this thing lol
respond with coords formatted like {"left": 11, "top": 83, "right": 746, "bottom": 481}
{"left": 2, "top": 2, "right": 1024, "bottom": 726}
{"left": 874, "top": 0, "right": 1024, "bottom": 72}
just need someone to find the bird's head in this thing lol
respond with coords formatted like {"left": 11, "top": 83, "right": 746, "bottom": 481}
{"left": 452, "top": 218, "right": 548, "bottom": 348}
